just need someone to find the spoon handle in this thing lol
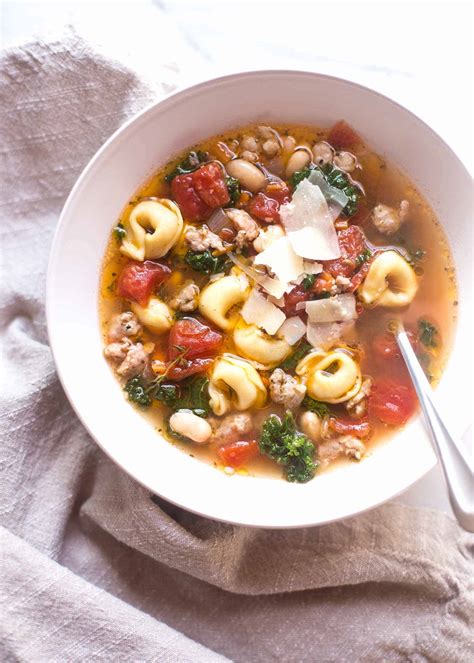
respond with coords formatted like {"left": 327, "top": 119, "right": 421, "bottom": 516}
{"left": 396, "top": 329, "right": 474, "bottom": 532}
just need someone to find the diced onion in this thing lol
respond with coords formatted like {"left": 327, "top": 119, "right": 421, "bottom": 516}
{"left": 207, "top": 207, "right": 232, "bottom": 234}
{"left": 278, "top": 316, "right": 306, "bottom": 345}
{"left": 305, "top": 294, "right": 357, "bottom": 323}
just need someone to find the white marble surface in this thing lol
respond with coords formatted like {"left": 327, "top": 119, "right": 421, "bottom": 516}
{"left": 2, "top": 0, "right": 472, "bottom": 515}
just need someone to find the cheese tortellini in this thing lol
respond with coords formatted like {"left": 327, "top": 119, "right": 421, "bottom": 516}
{"left": 131, "top": 296, "right": 173, "bottom": 334}
{"left": 120, "top": 199, "right": 183, "bottom": 261}
{"left": 359, "top": 250, "right": 418, "bottom": 308}
{"left": 208, "top": 354, "right": 267, "bottom": 416}
{"left": 199, "top": 274, "right": 250, "bottom": 331}
{"left": 296, "top": 348, "right": 361, "bottom": 404}
{"left": 233, "top": 319, "right": 291, "bottom": 368}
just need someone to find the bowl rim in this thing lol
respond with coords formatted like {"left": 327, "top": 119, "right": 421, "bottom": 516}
{"left": 46, "top": 69, "right": 470, "bottom": 528}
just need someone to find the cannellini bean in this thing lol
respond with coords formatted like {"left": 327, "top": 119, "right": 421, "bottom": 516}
{"left": 282, "top": 135, "right": 296, "bottom": 152}
{"left": 312, "top": 141, "right": 334, "bottom": 165}
{"left": 300, "top": 411, "right": 322, "bottom": 442}
{"left": 240, "top": 135, "right": 259, "bottom": 152}
{"left": 226, "top": 159, "right": 266, "bottom": 193}
{"left": 240, "top": 150, "right": 259, "bottom": 164}
{"left": 285, "top": 148, "right": 312, "bottom": 178}
{"left": 169, "top": 410, "right": 212, "bottom": 444}
{"left": 334, "top": 151, "right": 358, "bottom": 173}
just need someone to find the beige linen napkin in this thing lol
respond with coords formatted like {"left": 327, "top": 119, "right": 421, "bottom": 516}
{"left": 0, "top": 34, "right": 472, "bottom": 663}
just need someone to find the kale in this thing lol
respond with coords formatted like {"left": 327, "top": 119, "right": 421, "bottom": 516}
{"left": 301, "top": 273, "right": 316, "bottom": 290}
{"left": 418, "top": 319, "right": 438, "bottom": 348}
{"left": 302, "top": 396, "right": 329, "bottom": 418}
{"left": 154, "top": 376, "right": 210, "bottom": 416}
{"left": 184, "top": 250, "right": 230, "bottom": 275}
{"left": 355, "top": 249, "right": 372, "bottom": 266}
{"left": 259, "top": 411, "right": 317, "bottom": 483}
{"left": 290, "top": 163, "right": 361, "bottom": 216}
{"left": 124, "top": 376, "right": 152, "bottom": 408}
{"left": 406, "top": 247, "right": 426, "bottom": 266}
{"left": 113, "top": 222, "right": 127, "bottom": 241}
{"left": 278, "top": 341, "right": 312, "bottom": 373}
{"left": 165, "top": 150, "right": 207, "bottom": 182}
{"left": 226, "top": 176, "right": 241, "bottom": 205}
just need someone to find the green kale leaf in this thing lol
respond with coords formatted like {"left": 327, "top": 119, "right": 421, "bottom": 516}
{"left": 301, "top": 273, "right": 316, "bottom": 290}
{"left": 278, "top": 341, "right": 312, "bottom": 373}
{"left": 113, "top": 222, "right": 127, "bottom": 241}
{"left": 355, "top": 249, "right": 372, "bottom": 266}
{"left": 418, "top": 319, "right": 439, "bottom": 349}
{"left": 124, "top": 376, "right": 152, "bottom": 408}
{"left": 259, "top": 411, "right": 317, "bottom": 483}
{"left": 155, "top": 376, "right": 210, "bottom": 416}
{"left": 290, "top": 163, "right": 362, "bottom": 216}
{"left": 226, "top": 176, "right": 241, "bottom": 205}
{"left": 184, "top": 250, "right": 230, "bottom": 275}
{"left": 165, "top": 150, "right": 207, "bottom": 183}
{"left": 302, "top": 396, "right": 330, "bottom": 418}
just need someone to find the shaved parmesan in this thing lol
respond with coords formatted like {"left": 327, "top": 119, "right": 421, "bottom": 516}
{"left": 307, "top": 168, "right": 348, "bottom": 221}
{"left": 280, "top": 179, "right": 341, "bottom": 260}
{"left": 278, "top": 316, "right": 306, "bottom": 345}
{"left": 241, "top": 288, "right": 286, "bottom": 335}
{"left": 305, "top": 294, "right": 357, "bottom": 323}
{"left": 303, "top": 260, "right": 323, "bottom": 275}
{"left": 227, "top": 253, "right": 287, "bottom": 299}
{"left": 254, "top": 236, "right": 304, "bottom": 284}
{"left": 306, "top": 320, "right": 354, "bottom": 348}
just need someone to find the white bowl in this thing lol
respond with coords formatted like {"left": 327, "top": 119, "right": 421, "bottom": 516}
{"left": 47, "top": 71, "right": 472, "bottom": 528}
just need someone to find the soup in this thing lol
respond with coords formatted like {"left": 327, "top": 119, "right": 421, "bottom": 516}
{"left": 100, "top": 121, "right": 456, "bottom": 483}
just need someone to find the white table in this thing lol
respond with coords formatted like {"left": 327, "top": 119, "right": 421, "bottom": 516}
{"left": 3, "top": 0, "right": 472, "bottom": 514}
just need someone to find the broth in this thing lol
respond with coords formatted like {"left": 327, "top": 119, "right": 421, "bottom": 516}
{"left": 99, "top": 123, "right": 457, "bottom": 481}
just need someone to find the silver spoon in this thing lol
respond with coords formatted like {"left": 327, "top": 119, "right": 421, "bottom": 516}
{"left": 394, "top": 322, "right": 473, "bottom": 532}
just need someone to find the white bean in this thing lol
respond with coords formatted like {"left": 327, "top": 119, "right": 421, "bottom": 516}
{"left": 300, "top": 411, "right": 322, "bottom": 442}
{"left": 312, "top": 141, "right": 334, "bottom": 165}
{"left": 226, "top": 159, "right": 266, "bottom": 193}
{"left": 285, "top": 148, "right": 312, "bottom": 178}
{"left": 169, "top": 410, "right": 212, "bottom": 444}
{"left": 282, "top": 135, "right": 296, "bottom": 152}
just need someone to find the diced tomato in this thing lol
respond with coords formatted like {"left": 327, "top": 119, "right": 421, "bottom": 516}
{"left": 327, "top": 120, "right": 363, "bottom": 151}
{"left": 328, "top": 417, "right": 372, "bottom": 438}
{"left": 283, "top": 285, "right": 310, "bottom": 316}
{"left": 192, "top": 162, "right": 230, "bottom": 208}
{"left": 166, "top": 357, "right": 213, "bottom": 381}
{"left": 372, "top": 330, "right": 418, "bottom": 361}
{"left": 248, "top": 193, "right": 280, "bottom": 223}
{"left": 369, "top": 378, "right": 417, "bottom": 426}
{"left": 117, "top": 260, "right": 171, "bottom": 306}
{"left": 265, "top": 180, "right": 291, "bottom": 204}
{"left": 171, "top": 173, "right": 212, "bottom": 222}
{"left": 217, "top": 440, "right": 259, "bottom": 467}
{"left": 348, "top": 259, "right": 371, "bottom": 293}
{"left": 168, "top": 318, "right": 222, "bottom": 361}
{"left": 323, "top": 225, "right": 366, "bottom": 278}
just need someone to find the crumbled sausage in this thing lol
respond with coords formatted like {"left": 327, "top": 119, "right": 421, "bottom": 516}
{"left": 318, "top": 435, "right": 366, "bottom": 467}
{"left": 104, "top": 338, "right": 152, "bottom": 379}
{"left": 261, "top": 138, "right": 280, "bottom": 157}
{"left": 269, "top": 368, "right": 307, "bottom": 410}
{"left": 185, "top": 225, "right": 225, "bottom": 252}
{"left": 240, "top": 150, "right": 259, "bottom": 163}
{"left": 225, "top": 208, "right": 259, "bottom": 248}
{"left": 169, "top": 281, "right": 200, "bottom": 311}
{"left": 211, "top": 413, "right": 254, "bottom": 444}
{"left": 240, "top": 135, "right": 259, "bottom": 152}
{"left": 371, "top": 200, "right": 409, "bottom": 236}
{"left": 346, "top": 377, "right": 372, "bottom": 418}
{"left": 108, "top": 312, "right": 141, "bottom": 342}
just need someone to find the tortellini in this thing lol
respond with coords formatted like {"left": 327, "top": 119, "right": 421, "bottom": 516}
{"left": 233, "top": 319, "right": 291, "bottom": 368}
{"left": 359, "top": 250, "right": 418, "bottom": 308}
{"left": 198, "top": 274, "right": 250, "bottom": 331}
{"left": 120, "top": 199, "right": 183, "bottom": 261}
{"left": 131, "top": 296, "right": 173, "bottom": 334}
{"left": 296, "top": 348, "right": 361, "bottom": 404}
{"left": 208, "top": 354, "right": 267, "bottom": 416}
